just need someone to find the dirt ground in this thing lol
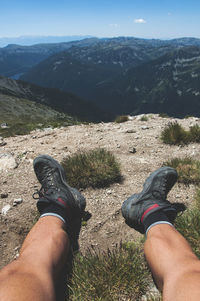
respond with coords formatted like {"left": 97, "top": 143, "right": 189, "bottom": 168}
{"left": 0, "top": 114, "right": 199, "bottom": 269}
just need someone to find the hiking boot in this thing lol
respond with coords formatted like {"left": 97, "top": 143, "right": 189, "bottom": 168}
{"left": 121, "top": 167, "right": 186, "bottom": 233}
{"left": 33, "top": 155, "right": 86, "bottom": 217}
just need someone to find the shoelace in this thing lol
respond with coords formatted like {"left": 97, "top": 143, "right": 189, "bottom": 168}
{"left": 32, "top": 188, "right": 45, "bottom": 200}
{"left": 33, "top": 168, "right": 58, "bottom": 199}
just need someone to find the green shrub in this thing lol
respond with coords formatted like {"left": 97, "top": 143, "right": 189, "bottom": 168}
{"left": 163, "top": 157, "right": 200, "bottom": 185}
{"left": 0, "top": 119, "right": 77, "bottom": 138}
{"left": 159, "top": 113, "right": 169, "bottom": 118}
{"left": 194, "top": 188, "right": 200, "bottom": 209}
{"left": 114, "top": 115, "right": 129, "bottom": 123}
{"left": 68, "top": 244, "right": 149, "bottom": 301}
{"left": 61, "top": 148, "right": 122, "bottom": 189}
{"left": 184, "top": 115, "right": 194, "bottom": 119}
{"left": 140, "top": 115, "right": 148, "bottom": 121}
{"left": 161, "top": 122, "right": 189, "bottom": 145}
{"left": 189, "top": 124, "right": 200, "bottom": 143}
{"left": 161, "top": 122, "right": 200, "bottom": 145}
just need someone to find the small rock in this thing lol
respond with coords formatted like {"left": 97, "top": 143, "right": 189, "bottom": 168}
{"left": 0, "top": 139, "right": 6, "bottom": 146}
{"left": 1, "top": 123, "right": 9, "bottom": 129}
{"left": 1, "top": 204, "right": 11, "bottom": 215}
{"left": 0, "top": 153, "right": 18, "bottom": 171}
{"left": 126, "top": 129, "right": 136, "bottom": 133}
{"left": 13, "top": 198, "right": 23, "bottom": 206}
{"left": 141, "top": 126, "right": 149, "bottom": 130}
{"left": 0, "top": 193, "right": 8, "bottom": 199}
{"left": 107, "top": 190, "right": 112, "bottom": 194}
{"left": 129, "top": 147, "right": 137, "bottom": 154}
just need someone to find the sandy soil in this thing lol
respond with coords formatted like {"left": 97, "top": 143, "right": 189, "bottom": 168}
{"left": 0, "top": 114, "right": 200, "bottom": 269}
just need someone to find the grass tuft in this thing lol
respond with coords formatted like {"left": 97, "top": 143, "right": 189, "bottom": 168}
{"left": 175, "top": 206, "right": 200, "bottom": 258}
{"left": 161, "top": 122, "right": 189, "bottom": 145}
{"left": 140, "top": 115, "right": 148, "bottom": 121}
{"left": 163, "top": 157, "right": 200, "bottom": 185}
{"left": 159, "top": 113, "right": 169, "bottom": 118}
{"left": 114, "top": 115, "right": 129, "bottom": 123}
{"left": 68, "top": 244, "right": 149, "bottom": 301}
{"left": 61, "top": 148, "right": 122, "bottom": 189}
{"left": 0, "top": 119, "right": 78, "bottom": 138}
{"left": 161, "top": 122, "right": 200, "bottom": 145}
{"left": 189, "top": 124, "right": 200, "bottom": 143}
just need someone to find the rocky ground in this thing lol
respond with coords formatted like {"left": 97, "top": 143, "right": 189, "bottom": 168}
{"left": 0, "top": 114, "right": 199, "bottom": 269}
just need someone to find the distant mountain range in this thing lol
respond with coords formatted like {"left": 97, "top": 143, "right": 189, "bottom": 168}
{"left": 0, "top": 38, "right": 99, "bottom": 78}
{"left": 1, "top": 36, "right": 200, "bottom": 119}
{"left": 0, "top": 35, "right": 93, "bottom": 48}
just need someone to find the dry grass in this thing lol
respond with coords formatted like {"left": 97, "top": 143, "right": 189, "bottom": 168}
{"left": 163, "top": 157, "right": 200, "bottom": 185}
{"left": 61, "top": 148, "right": 122, "bottom": 189}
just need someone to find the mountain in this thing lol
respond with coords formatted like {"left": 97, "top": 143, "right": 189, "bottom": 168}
{"left": 20, "top": 37, "right": 186, "bottom": 103}
{"left": 20, "top": 39, "right": 200, "bottom": 117}
{"left": 2, "top": 36, "right": 200, "bottom": 79}
{"left": 0, "top": 38, "right": 99, "bottom": 78}
{"left": 0, "top": 35, "right": 93, "bottom": 48}
{"left": 101, "top": 46, "right": 200, "bottom": 117}
{"left": 22, "top": 45, "right": 200, "bottom": 118}
{"left": 0, "top": 76, "right": 109, "bottom": 123}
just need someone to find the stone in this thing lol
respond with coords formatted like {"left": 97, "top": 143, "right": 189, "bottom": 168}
{"left": 141, "top": 126, "right": 149, "bottom": 130}
{"left": 1, "top": 204, "right": 11, "bottom": 215}
{"left": 0, "top": 193, "right": 8, "bottom": 199}
{"left": 0, "top": 137, "right": 6, "bottom": 146}
{"left": 13, "top": 198, "right": 23, "bottom": 206}
{"left": 1, "top": 123, "right": 9, "bottom": 129}
{"left": 0, "top": 153, "right": 18, "bottom": 171}
{"left": 129, "top": 147, "right": 137, "bottom": 154}
{"left": 126, "top": 129, "right": 136, "bottom": 133}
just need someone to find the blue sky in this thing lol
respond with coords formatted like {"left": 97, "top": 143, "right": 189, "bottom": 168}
{"left": 1, "top": 0, "right": 200, "bottom": 39}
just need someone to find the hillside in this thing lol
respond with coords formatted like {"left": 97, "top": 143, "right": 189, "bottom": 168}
{"left": 21, "top": 45, "right": 200, "bottom": 118}
{"left": 101, "top": 46, "right": 200, "bottom": 116}
{"left": 0, "top": 76, "right": 109, "bottom": 123}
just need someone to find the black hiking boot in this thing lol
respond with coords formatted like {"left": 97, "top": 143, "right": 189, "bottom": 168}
{"left": 121, "top": 167, "right": 186, "bottom": 234}
{"left": 33, "top": 155, "right": 86, "bottom": 251}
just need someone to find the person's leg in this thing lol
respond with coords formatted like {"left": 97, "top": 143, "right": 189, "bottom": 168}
{"left": 145, "top": 224, "right": 200, "bottom": 301}
{"left": 0, "top": 155, "right": 86, "bottom": 301}
{"left": 0, "top": 216, "right": 69, "bottom": 301}
{"left": 121, "top": 167, "right": 200, "bottom": 301}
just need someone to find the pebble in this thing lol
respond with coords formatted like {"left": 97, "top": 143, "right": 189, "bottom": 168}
{"left": 13, "top": 198, "right": 23, "bottom": 206}
{"left": 1, "top": 204, "right": 11, "bottom": 215}
{"left": 0, "top": 193, "right": 8, "bottom": 199}
{"left": 0, "top": 153, "right": 18, "bottom": 170}
{"left": 141, "top": 126, "right": 149, "bottom": 130}
{"left": 126, "top": 129, "right": 136, "bottom": 133}
{"left": 0, "top": 138, "right": 7, "bottom": 146}
{"left": 129, "top": 147, "right": 137, "bottom": 154}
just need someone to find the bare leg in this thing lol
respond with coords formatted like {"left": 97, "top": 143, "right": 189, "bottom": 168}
{"left": 0, "top": 216, "right": 69, "bottom": 301}
{"left": 145, "top": 224, "right": 200, "bottom": 301}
